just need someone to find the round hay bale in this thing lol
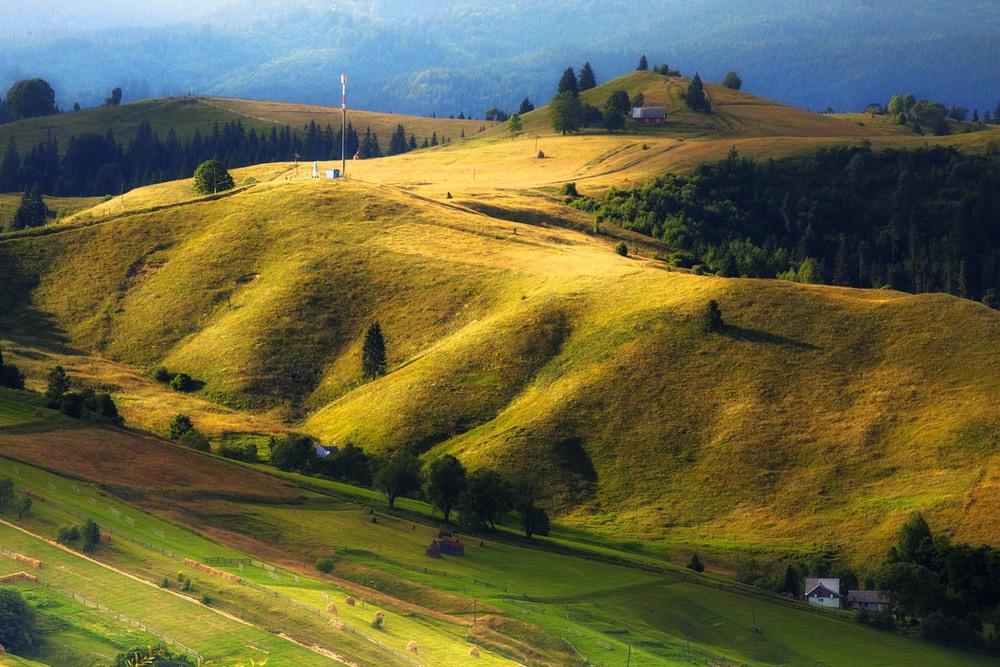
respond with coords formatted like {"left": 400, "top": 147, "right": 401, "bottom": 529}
{"left": 345, "top": 595, "right": 355, "bottom": 606}
{"left": 468, "top": 645, "right": 480, "bottom": 658}
{"left": 407, "top": 641, "right": 418, "bottom": 653}
{"left": 326, "top": 602, "right": 338, "bottom": 614}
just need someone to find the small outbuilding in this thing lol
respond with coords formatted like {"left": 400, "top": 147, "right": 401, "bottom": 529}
{"left": 863, "top": 103, "right": 887, "bottom": 115}
{"left": 847, "top": 589, "right": 890, "bottom": 612}
{"left": 632, "top": 107, "right": 668, "bottom": 125}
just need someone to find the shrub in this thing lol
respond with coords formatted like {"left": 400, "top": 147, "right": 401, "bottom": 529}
{"left": 615, "top": 241, "right": 629, "bottom": 257}
{"left": 200, "top": 593, "right": 213, "bottom": 605}
{"left": 181, "top": 577, "right": 192, "bottom": 591}
{"left": 152, "top": 366, "right": 171, "bottom": 383}
{"left": 561, "top": 182, "right": 579, "bottom": 198}
{"left": 58, "top": 525, "right": 80, "bottom": 542}
{"left": 687, "top": 553, "right": 705, "bottom": 572}
{"left": 179, "top": 428, "right": 210, "bottom": 451}
{"left": 315, "top": 558, "right": 335, "bottom": 575}
{"left": 161, "top": 577, "right": 171, "bottom": 588}
{"left": 219, "top": 442, "right": 259, "bottom": 463}
{"left": 169, "top": 372, "right": 194, "bottom": 392}
{"left": 166, "top": 414, "right": 194, "bottom": 440}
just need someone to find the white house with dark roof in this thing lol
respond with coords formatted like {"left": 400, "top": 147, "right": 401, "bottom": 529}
{"left": 804, "top": 577, "right": 843, "bottom": 609}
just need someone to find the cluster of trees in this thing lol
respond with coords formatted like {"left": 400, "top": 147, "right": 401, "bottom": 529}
{"left": 0, "top": 116, "right": 396, "bottom": 199}
{"left": 683, "top": 73, "right": 711, "bottom": 113}
{"left": 45, "top": 365, "right": 124, "bottom": 426}
{"left": 0, "top": 477, "right": 32, "bottom": 519}
{"left": 0, "top": 345, "right": 26, "bottom": 389}
{"left": 549, "top": 63, "right": 636, "bottom": 134}
{"left": 867, "top": 513, "right": 1000, "bottom": 652}
{"left": 576, "top": 144, "right": 1000, "bottom": 306}
{"left": 258, "top": 435, "right": 549, "bottom": 539}
{"left": 886, "top": 93, "right": 954, "bottom": 135}
{"left": 637, "top": 55, "right": 681, "bottom": 77}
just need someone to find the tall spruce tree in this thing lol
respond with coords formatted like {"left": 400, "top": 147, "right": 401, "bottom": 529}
{"left": 685, "top": 73, "right": 710, "bottom": 113}
{"left": 361, "top": 322, "right": 387, "bottom": 380}
{"left": 518, "top": 97, "right": 535, "bottom": 114}
{"left": 11, "top": 184, "right": 47, "bottom": 230}
{"left": 578, "top": 62, "right": 597, "bottom": 91}
{"left": 637, "top": 54, "right": 649, "bottom": 71}
{"left": 557, "top": 67, "right": 579, "bottom": 96}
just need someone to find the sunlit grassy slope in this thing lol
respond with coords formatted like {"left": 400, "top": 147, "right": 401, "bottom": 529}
{"left": 2, "top": 71, "right": 999, "bottom": 565}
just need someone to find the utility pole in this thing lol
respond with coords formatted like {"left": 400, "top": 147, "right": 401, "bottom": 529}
{"left": 341, "top": 73, "right": 347, "bottom": 177}
{"left": 626, "top": 642, "right": 632, "bottom": 667}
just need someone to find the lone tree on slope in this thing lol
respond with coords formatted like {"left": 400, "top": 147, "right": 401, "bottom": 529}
{"left": 684, "top": 73, "right": 711, "bottom": 113}
{"left": 362, "top": 322, "right": 388, "bottom": 380}
{"left": 192, "top": 159, "right": 234, "bottom": 195}
{"left": 722, "top": 71, "right": 743, "bottom": 90}
{"left": 700, "top": 300, "right": 723, "bottom": 333}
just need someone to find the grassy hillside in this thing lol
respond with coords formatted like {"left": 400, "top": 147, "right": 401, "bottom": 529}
{"left": 1, "top": 70, "right": 999, "bottom": 573}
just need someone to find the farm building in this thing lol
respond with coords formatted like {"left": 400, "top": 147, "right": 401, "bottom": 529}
{"left": 804, "top": 577, "right": 843, "bottom": 609}
{"left": 631, "top": 107, "right": 667, "bottom": 125}
{"left": 863, "top": 103, "right": 887, "bottom": 115}
{"left": 847, "top": 589, "right": 890, "bottom": 612}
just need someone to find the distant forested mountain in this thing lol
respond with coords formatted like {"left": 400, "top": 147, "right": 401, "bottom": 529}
{"left": 1, "top": 0, "right": 998, "bottom": 117}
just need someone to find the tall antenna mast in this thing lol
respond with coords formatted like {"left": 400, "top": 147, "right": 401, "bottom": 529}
{"left": 341, "top": 73, "right": 347, "bottom": 177}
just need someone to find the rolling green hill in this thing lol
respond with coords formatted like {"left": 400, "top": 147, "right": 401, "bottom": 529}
{"left": 1, "top": 71, "right": 999, "bottom": 574}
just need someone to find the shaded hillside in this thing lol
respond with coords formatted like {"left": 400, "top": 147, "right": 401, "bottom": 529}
{"left": 2, "top": 170, "right": 998, "bottom": 565}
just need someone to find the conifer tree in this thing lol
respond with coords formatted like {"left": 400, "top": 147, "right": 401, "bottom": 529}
{"left": 557, "top": 67, "right": 579, "bottom": 96}
{"left": 362, "top": 322, "right": 387, "bottom": 380}
{"left": 637, "top": 54, "right": 648, "bottom": 71}
{"left": 518, "top": 97, "right": 535, "bottom": 114}
{"left": 578, "top": 62, "right": 597, "bottom": 91}
{"left": 685, "top": 73, "right": 710, "bottom": 113}
{"left": 11, "top": 184, "right": 47, "bottom": 230}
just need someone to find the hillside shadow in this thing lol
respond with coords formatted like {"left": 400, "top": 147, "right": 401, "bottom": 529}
{"left": 722, "top": 325, "right": 817, "bottom": 351}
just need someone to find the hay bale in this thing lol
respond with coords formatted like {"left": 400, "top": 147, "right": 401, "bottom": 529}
{"left": 328, "top": 619, "right": 344, "bottom": 630}
{"left": 0, "top": 642, "right": 5, "bottom": 655}
{"left": 537, "top": 150, "right": 545, "bottom": 159}
{"left": 468, "top": 646, "right": 480, "bottom": 658}
{"left": 32, "top": 409, "right": 43, "bottom": 418}
{"left": 345, "top": 596, "right": 355, "bottom": 606}
{"left": 407, "top": 641, "right": 418, "bottom": 653}
{"left": 326, "top": 603, "right": 338, "bottom": 615}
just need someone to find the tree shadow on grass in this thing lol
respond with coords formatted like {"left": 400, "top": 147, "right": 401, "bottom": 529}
{"left": 721, "top": 325, "right": 818, "bottom": 351}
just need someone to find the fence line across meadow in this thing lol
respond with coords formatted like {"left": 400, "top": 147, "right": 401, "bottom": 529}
{"left": 33, "top": 577, "right": 204, "bottom": 661}
{"left": 10, "top": 474, "right": 733, "bottom": 666}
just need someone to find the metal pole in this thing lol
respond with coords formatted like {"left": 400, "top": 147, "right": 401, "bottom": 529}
{"left": 341, "top": 73, "right": 347, "bottom": 177}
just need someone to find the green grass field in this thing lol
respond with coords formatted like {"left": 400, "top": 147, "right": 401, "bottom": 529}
{"left": 1, "top": 453, "right": 994, "bottom": 666}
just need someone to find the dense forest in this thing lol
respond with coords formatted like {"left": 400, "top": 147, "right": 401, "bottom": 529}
{"left": 0, "top": 118, "right": 410, "bottom": 206}
{"left": 577, "top": 144, "right": 1000, "bottom": 306}
{"left": 1, "top": 0, "right": 998, "bottom": 116}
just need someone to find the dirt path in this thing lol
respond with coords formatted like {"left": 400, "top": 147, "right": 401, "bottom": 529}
{"left": 0, "top": 517, "right": 354, "bottom": 666}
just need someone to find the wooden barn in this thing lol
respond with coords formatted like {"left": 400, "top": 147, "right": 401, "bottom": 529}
{"left": 631, "top": 107, "right": 667, "bottom": 125}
